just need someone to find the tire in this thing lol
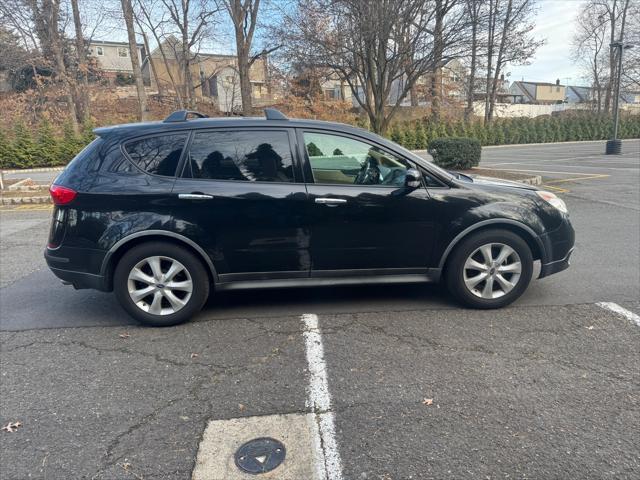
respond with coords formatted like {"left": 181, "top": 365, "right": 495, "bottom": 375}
{"left": 445, "top": 229, "right": 533, "bottom": 309}
{"left": 114, "top": 242, "right": 210, "bottom": 326}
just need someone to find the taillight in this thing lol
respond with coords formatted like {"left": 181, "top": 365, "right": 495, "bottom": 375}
{"left": 49, "top": 185, "right": 77, "bottom": 205}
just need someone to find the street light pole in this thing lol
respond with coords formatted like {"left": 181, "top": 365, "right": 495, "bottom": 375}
{"left": 606, "top": 41, "right": 633, "bottom": 155}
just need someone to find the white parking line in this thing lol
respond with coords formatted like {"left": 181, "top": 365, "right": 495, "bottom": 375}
{"left": 302, "top": 313, "right": 344, "bottom": 480}
{"left": 596, "top": 302, "right": 640, "bottom": 327}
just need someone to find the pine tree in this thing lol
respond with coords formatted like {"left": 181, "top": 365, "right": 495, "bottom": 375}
{"left": 390, "top": 125, "right": 405, "bottom": 146}
{"left": 403, "top": 124, "right": 416, "bottom": 149}
{"left": 57, "top": 121, "right": 84, "bottom": 164}
{"left": 0, "top": 129, "right": 16, "bottom": 169}
{"left": 36, "top": 120, "right": 58, "bottom": 166}
{"left": 414, "top": 122, "right": 427, "bottom": 149}
{"left": 12, "top": 121, "right": 36, "bottom": 168}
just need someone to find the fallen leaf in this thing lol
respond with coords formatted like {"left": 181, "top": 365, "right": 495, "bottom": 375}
{"left": 118, "top": 333, "right": 130, "bottom": 339}
{"left": 2, "top": 421, "right": 22, "bottom": 432}
{"left": 190, "top": 353, "right": 199, "bottom": 359}
{"left": 422, "top": 398, "right": 434, "bottom": 406}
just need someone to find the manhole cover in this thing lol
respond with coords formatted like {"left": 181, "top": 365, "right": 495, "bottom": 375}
{"left": 234, "top": 437, "right": 286, "bottom": 475}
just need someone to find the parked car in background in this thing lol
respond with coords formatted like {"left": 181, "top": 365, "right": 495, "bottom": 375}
{"left": 45, "top": 109, "right": 575, "bottom": 326}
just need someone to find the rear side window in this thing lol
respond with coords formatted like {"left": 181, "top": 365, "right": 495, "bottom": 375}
{"left": 124, "top": 133, "right": 187, "bottom": 176}
{"left": 184, "top": 130, "right": 294, "bottom": 183}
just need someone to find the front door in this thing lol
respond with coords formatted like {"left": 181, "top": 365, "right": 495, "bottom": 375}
{"left": 171, "top": 128, "right": 310, "bottom": 281}
{"left": 299, "top": 130, "right": 438, "bottom": 274}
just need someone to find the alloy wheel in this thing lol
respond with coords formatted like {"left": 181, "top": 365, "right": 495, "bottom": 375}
{"left": 127, "top": 256, "right": 193, "bottom": 315}
{"left": 462, "top": 243, "right": 522, "bottom": 299}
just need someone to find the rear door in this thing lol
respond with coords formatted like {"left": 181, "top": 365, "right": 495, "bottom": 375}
{"left": 299, "top": 129, "right": 440, "bottom": 274}
{"left": 171, "top": 128, "right": 310, "bottom": 281}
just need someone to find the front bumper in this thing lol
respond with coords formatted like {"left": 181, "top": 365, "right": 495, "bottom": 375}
{"left": 540, "top": 247, "right": 574, "bottom": 277}
{"left": 538, "top": 216, "right": 575, "bottom": 278}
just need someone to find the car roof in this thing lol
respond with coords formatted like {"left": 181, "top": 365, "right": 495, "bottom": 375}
{"left": 93, "top": 115, "right": 369, "bottom": 139}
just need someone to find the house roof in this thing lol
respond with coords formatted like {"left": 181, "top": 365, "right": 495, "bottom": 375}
{"left": 510, "top": 81, "right": 537, "bottom": 102}
{"left": 566, "top": 85, "right": 593, "bottom": 102}
{"left": 88, "top": 40, "right": 144, "bottom": 48}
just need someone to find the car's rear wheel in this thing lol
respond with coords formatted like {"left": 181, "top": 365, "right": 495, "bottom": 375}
{"left": 114, "top": 242, "right": 209, "bottom": 326}
{"left": 445, "top": 229, "right": 533, "bottom": 309}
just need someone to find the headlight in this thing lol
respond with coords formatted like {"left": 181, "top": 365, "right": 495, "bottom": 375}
{"left": 536, "top": 190, "right": 568, "bottom": 214}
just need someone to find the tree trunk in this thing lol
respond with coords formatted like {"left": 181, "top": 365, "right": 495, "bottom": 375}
{"left": 182, "top": 30, "right": 195, "bottom": 108}
{"left": 138, "top": 2, "right": 184, "bottom": 108}
{"left": 70, "top": 0, "right": 89, "bottom": 122}
{"left": 465, "top": 1, "right": 478, "bottom": 122}
{"left": 45, "top": 0, "right": 80, "bottom": 132}
{"left": 487, "top": 0, "right": 513, "bottom": 123}
{"left": 121, "top": 0, "right": 149, "bottom": 120}
{"left": 236, "top": 41, "right": 253, "bottom": 115}
{"left": 484, "top": 0, "right": 496, "bottom": 124}
{"left": 604, "top": 0, "right": 617, "bottom": 114}
{"left": 430, "top": 0, "right": 444, "bottom": 121}
{"left": 139, "top": 28, "right": 161, "bottom": 96}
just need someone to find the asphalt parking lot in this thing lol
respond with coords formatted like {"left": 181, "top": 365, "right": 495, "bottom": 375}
{"left": 1, "top": 140, "right": 639, "bottom": 479}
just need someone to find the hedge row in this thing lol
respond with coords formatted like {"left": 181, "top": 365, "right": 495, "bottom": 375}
{"left": 1, "top": 113, "right": 639, "bottom": 170}
{"left": 0, "top": 120, "right": 96, "bottom": 170}
{"left": 386, "top": 114, "right": 640, "bottom": 150}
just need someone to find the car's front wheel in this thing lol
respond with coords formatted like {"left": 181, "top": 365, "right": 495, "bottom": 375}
{"left": 445, "top": 229, "right": 533, "bottom": 309}
{"left": 114, "top": 242, "right": 210, "bottom": 326}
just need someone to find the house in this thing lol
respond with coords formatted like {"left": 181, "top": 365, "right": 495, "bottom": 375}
{"left": 471, "top": 75, "right": 512, "bottom": 103}
{"left": 620, "top": 91, "right": 640, "bottom": 104}
{"left": 87, "top": 40, "right": 146, "bottom": 82}
{"left": 319, "top": 59, "right": 469, "bottom": 107}
{"left": 565, "top": 85, "right": 596, "bottom": 104}
{"left": 509, "top": 80, "right": 566, "bottom": 104}
{"left": 142, "top": 37, "right": 270, "bottom": 112}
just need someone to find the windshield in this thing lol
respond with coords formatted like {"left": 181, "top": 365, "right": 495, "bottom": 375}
{"left": 391, "top": 143, "right": 455, "bottom": 181}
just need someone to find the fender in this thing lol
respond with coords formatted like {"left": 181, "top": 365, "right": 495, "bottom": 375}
{"left": 437, "top": 218, "right": 548, "bottom": 271}
{"left": 100, "top": 229, "right": 219, "bottom": 282}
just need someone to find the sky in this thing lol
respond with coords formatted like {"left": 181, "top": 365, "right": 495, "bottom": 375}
{"left": 508, "top": 0, "right": 588, "bottom": 85}
{"left": 91, "top": 0, "right": 590, "bottom": 87}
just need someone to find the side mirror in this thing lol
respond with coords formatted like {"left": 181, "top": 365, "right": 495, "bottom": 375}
{"left": 405, "top": 168, "right": 422, "bottom": 189}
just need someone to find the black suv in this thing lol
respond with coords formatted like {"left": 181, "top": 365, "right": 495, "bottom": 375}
{"left": 45, "top": 109, "right": 574, "bottom": 326}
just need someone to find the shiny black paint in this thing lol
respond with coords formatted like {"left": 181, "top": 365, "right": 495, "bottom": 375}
{"left": 45, "top": 116, "right": 574, "bottom": 292}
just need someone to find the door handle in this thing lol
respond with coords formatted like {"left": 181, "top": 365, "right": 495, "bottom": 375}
{"left": 178, "top": 193, "right": 214, "bottom": 200}
{"left": 315, "top": 197, "right": 347, "bottom": 205}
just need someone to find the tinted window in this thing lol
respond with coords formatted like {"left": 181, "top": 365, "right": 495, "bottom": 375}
{"left": 304, "top": 132, "right": 411, "bottom": 186}
{"left": 186, "top": 130, "right": 294, "bottom": 183}
{"left": 124, "top": 134, "right": 187, "bottom": 176}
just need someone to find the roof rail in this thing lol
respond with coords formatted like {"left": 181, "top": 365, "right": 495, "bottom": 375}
{"left": 163, "top": 110, "right": 209, "bottom": 123}
{"left": 264, "top": 108, "right": 288, "bottom": 121}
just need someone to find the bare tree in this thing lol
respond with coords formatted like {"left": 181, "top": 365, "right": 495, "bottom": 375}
{"left": 279, "top": 0, "right": 466, "bottom": 134}
{"left": 26, "top": 0, "right": 80, "bottom": 131}
{"left": 161, "top": 0, "right": 218, "bottom": 108}
{"left": 573, "top": 5, "right": 608, "bottom": 112}
{"left": 121, "top": 0, "right": 149, "bottom": 120}
{"left": 69, "top": 0, "right": 89, "bottom": 121}
{"left": 135, "top": 0, "right": 184, "bottom": 107}
{"left": 463, "top": 0, "right": 484, "bottom": 121}
{"left": 223, "top": 0, "right": 260, "bottom": 115}
{"left": 573, "top": 0, "right": 637, "bottom": 113}
{"left": 429, "top": 0, "right": 465, "bottom": 121}
{"left": 483, "top": 0, "right": 542, "bottom": 123}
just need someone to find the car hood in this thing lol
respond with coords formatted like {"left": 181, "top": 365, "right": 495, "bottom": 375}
{"left": 463, "top": 174, "right": 539, "bottom": 191}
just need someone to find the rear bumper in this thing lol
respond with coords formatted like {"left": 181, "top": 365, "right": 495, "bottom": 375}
{"left": 45, "top": 249, "right": 110, "bottom": 291}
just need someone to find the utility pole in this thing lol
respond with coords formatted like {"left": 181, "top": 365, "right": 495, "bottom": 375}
{"left": 605, "top": 41, "right": 633, "bottom": 155}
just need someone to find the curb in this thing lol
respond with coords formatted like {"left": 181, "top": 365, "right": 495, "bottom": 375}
{"left": 1, "top": 196, "right": 51, "bottom": 206}
{"left": 517, "top": 175, "right": 542, "bottom": 185}
{"left": 1, "top": 166, "right": 65, "bottom": 175}
{"left": 412, "top": 138, "right": 639, "bottom": 154}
